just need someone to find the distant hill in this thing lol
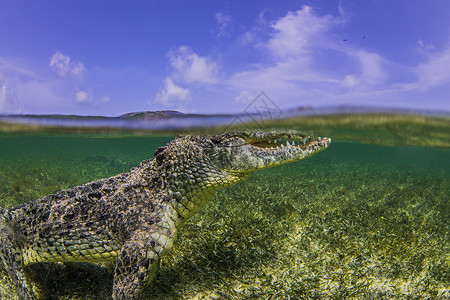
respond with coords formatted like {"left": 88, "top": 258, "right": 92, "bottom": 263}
{"left": 119, "top": 110, "right": 241, "bottom": 120}
{"left": 119, "top": 110, "right": 186, "bottom": 120}
{"left": 119, "top": 110, "right": 201, "bottom": 120}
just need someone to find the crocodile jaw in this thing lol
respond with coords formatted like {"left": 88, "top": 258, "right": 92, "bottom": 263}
{"left": 206, "top": 132, "right": 331, "bottom": 173}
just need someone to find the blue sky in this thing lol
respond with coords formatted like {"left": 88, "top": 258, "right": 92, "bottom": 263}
{"left": 1, "top": 0, "right": 449, "bottom": 116}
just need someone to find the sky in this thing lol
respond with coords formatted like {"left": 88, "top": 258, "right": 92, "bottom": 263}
{"left": 0, "top": 0, "right": 449, "bottom": 116}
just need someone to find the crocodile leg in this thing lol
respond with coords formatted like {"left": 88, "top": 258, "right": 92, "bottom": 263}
{"left": 0, "top": 219, "right": 35, "bottom": 300}
{"left": 112, "top": 227, "right": 174, "bottom": 300}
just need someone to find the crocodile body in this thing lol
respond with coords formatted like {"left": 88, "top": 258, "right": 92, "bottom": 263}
{"left": 0, "top": 132, "right": 330, "bottom": 299}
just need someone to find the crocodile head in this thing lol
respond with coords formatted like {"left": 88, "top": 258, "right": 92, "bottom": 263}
{"left": 204, "top": 131, "right": 331, "bottom": 173}
{"left": 149, "top": 131, "right": 331, "bottom": 220}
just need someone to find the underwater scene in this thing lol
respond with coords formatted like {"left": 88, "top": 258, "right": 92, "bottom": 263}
{"left": 0, "top": 112, "right": 449, "bottom": 299}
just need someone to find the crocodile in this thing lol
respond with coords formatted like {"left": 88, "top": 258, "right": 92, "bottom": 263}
{"left": 0, "top": 131, "right": 331, "bottom": 299}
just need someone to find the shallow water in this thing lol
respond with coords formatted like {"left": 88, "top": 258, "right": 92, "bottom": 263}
{"left": 0, "top": 112, "right": 449, "bottom": 298}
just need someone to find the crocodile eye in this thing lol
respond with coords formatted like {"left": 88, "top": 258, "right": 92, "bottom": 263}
{"left": 210, "top": 137, "right": 222, "bottom": 145}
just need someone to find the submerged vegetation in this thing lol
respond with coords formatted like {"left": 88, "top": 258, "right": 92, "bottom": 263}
{"left": 0, "top": 134, "right": 449, "bottom": 299}
{"left": 152, "top": 143, "right": 449, "bottom": 299}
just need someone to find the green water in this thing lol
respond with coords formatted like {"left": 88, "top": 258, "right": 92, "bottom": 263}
{"left": 0, "top": 135, "right": 173, "bottom": 207}
{"left": 0, "top": 118, "right": 449, "bottom": 298}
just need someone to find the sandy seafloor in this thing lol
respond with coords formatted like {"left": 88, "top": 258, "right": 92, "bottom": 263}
{"left": 0, "top": 113, "right": 449, "bottom": 299}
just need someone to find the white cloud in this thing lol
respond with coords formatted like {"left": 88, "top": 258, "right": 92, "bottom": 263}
{"left": 1, "top": 81, "right": 19, "bottom": 113}
{"left": 340, "top": 51, "right": 386, "bottom": 90}
{"left": 154, "top": 46, "right": 219, "bottom": 108}
{"left": 235, "top": 89, "right": 262, "bottom": 104}
{"left": 100, "top": 96, "right": 111, "bottom": 103}
{"left": 75, "top": 90, "right": 93, "bottom": 103}
{"left": 0, "top": 83, "right": 7, "bottom": 111}
{"left": 18, "top": 80, "right": 64, "bottom": 112}
{"left": 155, "top": 77, "right": 190, "bottom": 107}
{"left": 416, "top": 39, "right": 435, "bottom": 54}
{"left": 237, "top": 9, "right": 270, "bottom": 47}
{"left": 356, "top": 51, "right": 386, "bottom": 84}
{"left": 415, "top": 47, "right": 450, "bottom": 89}
{"left": 0, "top": 59, "right": 56, "bottom": 113}
{"left": 215, "top": 12, "right": 233, "bottom": 37}
{"left": 1, "top": 55, "right": 147, "bottom": 114}
{"left": 168, "top": 46, "right": 219, "bottom": 84}
{"left": 0, "top": 57, "right": 39, "bottom": 79}
{"left": 50, "top": 52, "right": 85, "bottom": 77}
{"left": 342, "top": 74, "right": 360, "bottom": 88}
{"left": 266, "top": 5, "right": 334, "bottom": 59}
